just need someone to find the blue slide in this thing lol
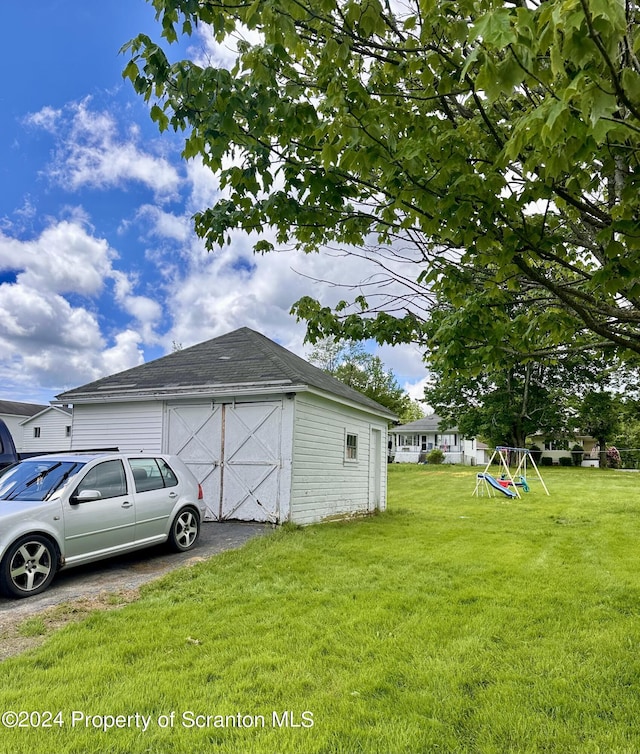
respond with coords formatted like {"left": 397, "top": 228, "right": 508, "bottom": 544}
{"left": 478, "top": 472, "right": 518, "bottom": 498}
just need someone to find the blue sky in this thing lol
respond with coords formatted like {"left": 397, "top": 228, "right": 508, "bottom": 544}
{"left": 0, "top": 0, "right": 427, "bottom": 406}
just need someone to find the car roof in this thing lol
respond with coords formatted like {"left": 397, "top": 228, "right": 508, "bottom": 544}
{"left": 21, "top": 452, "right": 162, "bottom": 464}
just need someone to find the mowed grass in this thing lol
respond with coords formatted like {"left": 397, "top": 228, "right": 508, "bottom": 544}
{"left": 1, "top": 465, "right": 640, "bottom": 753}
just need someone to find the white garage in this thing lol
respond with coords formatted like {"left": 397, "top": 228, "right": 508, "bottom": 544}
{"left": 55, "top": 328, "right": 395, "bottom": 525}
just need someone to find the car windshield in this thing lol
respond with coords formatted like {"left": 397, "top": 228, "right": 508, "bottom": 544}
{"left": 0, "top": 460, "right": 86, "bottom": 502}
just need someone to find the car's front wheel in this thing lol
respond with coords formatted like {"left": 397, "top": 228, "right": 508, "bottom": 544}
{"left": 168, "top": 507, "right": 200, "bottom": 552}
{"left": 0, "top": 535, "right": 58, "bottom": 598}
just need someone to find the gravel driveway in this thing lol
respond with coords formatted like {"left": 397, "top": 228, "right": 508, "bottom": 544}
{"left": 0, "top": 522, "right": 269, "bottom": 658}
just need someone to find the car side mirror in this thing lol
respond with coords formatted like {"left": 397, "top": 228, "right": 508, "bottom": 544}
{"left": 70, "top": 489, "right": 102, "bottom": 505}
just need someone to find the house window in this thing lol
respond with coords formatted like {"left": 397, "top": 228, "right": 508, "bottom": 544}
{"left": 65, "top": 426, "right": 71, "bottom": 437}
{"left": 439, "top": 433, "right": 457, "bottom": 449}
{"left": 33, "top": 427, "right": 41, "bottom": 439}
{"left": 345, "top": 433, "right": 358, "bottom": 461}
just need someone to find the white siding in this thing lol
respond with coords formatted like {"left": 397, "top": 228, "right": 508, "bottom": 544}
{"left": 290, "top": 393, "right": 388, "bottom": 525}
{"left": 0, "top": 414, "right": 26, "bottom": 452}
{"left": 21, "top": 410, "right": 72, "bottom": 452}
{"left": 71, "top": 402, "right": 163, "bottom": 453}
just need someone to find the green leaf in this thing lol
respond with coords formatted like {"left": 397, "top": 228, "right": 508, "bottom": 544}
{"left": 589, "top": 0, "right": 626, "bottom": 30}
{"left": 472, "top": 9, "right": 515, "bottom": 48}
{"left": 122, "top": 59, "right": 139, "bottom": 83}
{"left": 150, "top": 104, "right": 169, "bottom": 132}
{"left": 621, "top": 69, "right": 640, "bottom": 107}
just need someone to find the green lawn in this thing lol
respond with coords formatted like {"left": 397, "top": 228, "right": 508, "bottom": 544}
{"left": 1, "top": 465, "right": 640, "bottom": 753}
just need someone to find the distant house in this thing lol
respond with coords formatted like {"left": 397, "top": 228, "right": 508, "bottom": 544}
{"left": 0, "top": 400, "right": 48, "bottom": 452}
{"left": 389, "top": 415, "right": 490, "bottom": 466}
{"left": 389, "top": 415, "right": 492, "bottom": 466}
{"left": 55, "top": 328, "right": 396, "bottom": 525}
{"left": 527, "top": 431, "right": 599, "bottom": 466}
{"left": 20, "top": 406, "right": 73, "bottom": 453}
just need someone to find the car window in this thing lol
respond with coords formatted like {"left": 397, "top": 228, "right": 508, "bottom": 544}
{"left": 0, "top": 460, "right": 85, "bottom": 502}
{"left": 129, "top": 458, "right": 179, "bottom": 492}
{"left": 75, "top": 460, "right": 127, "bottom": 500}
{"left": 158, "top": 459, "right": 179, "bottom": 488}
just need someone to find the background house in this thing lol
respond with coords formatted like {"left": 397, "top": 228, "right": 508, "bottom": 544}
{"left": 55, "top": 327, "right": 395, "bottom": 525}
{"left": 0, "top": 400, "right": 47, "bottom": 451}
{"left": 389, "top": 415, "right": 491, "bottom": 466}
{"left": 390, "top": 416, "right": 599, "bottom": 467}
{"left": 20, "top": 405, "right": 73, "bottom": 453}
{"left": 527, "top": 431, "right": 599, "bottom": 466}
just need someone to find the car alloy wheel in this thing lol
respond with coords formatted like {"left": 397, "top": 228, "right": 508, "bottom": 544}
{"left": 169, "top": 507, "right": 200, "bottom": 552}
{"left": 0, "top": 535, "right": 57, "bottom": 598}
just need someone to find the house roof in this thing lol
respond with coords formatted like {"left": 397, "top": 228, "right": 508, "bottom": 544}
{"left": 56, "top": 327, "right": 397, "bottom": 419}
{"left": 389, "top": 414, "right": 459, "bottom": 434}
{"left": 21, "top": 405, "right": 72, "bottom": 425}
{"left": 0, "top": 400, "right": 48, "bottom": 418}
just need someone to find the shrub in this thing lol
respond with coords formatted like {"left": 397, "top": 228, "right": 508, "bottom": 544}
{"left": 606, "top": 446, "right": 621, "bottom": 469}
{"left": 427, "top": 448, "right": 445, "bottom": 464}
{"left": 528, "top": 444, "right": 542, "bottom": 464}
{"left": 571, "top": 444, "right": 584, "bottom": 466}
{"left": 559, "top": 457, "right": 573, "bottom": 467}
{"left": 540, "top": 456, "right": 554, "bottom": 466}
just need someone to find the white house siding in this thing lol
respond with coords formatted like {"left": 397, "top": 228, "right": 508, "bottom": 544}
{"left": 290, "top": 393, "right": 388, "bottom": 525}
{"left": 0, "top": 414, "right": 29, "bottom": 452}
{"left": 71, "top": 402, "right": 164, "bottom": 453}
{"left": 21, "top": 411, "right": 72, "bottom": 452}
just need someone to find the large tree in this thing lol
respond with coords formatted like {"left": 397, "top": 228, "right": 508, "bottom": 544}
{"left": 424, "top": 367, "right": 568, "bottom": 450}
{"left": 308, "top": 338, "right": 425, "bottom": 422}
{"left": 422, "top": 289, "right": 609, "bottom": 448}
{"left": 123, "top": 0, "right": 640, "bottom": 356}
{"left": 579, "top": 390, "right": 622, "bottom": 465}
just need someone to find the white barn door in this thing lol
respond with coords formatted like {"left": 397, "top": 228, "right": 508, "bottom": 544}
{"left": 167, "top": 401, "right": 282, "bottom": 523}
{"left": 221, "top": 402, "right": 282, "bottom": 522}
{"left": 167, "top": 404, "right": 222, "bottom": 521}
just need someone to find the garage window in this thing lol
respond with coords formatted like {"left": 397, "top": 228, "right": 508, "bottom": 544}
{"left": 345, "top": 432, "right": 358, "bottom": 462}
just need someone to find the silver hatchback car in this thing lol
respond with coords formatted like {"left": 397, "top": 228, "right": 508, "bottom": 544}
{"left": 0, "top": 453, "right": 206, "bottom": 598}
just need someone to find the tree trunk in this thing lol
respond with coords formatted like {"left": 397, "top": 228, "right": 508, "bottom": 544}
{"left": 599, "top": 436, "right": 607, "bottom": 468}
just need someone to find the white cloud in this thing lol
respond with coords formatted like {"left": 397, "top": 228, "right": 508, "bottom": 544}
{"left": 158, "top": 226, "right": 414, "bottom": 366}
{"left": 112, "top": 270, "right": 163, "bottom": 342}
{"left": 27, "top": 99, "right": 181, "bottom": 199}
{"left": 185, "top": 157, "right": 223, "bottom": 213}
{"left": 0, "top": 282, "right": 108, "bottom": 391}
{"left": 0, "top": 220, "right": 160, "bottom": 396}
{"left": 23, "top": 106, "right": 61, "bottom": 133}
{"left": 136, "top": 205, "right": 191, "bottom": 242}
{"left": 101, "top": 330, "right": 146, "bottom": 377}
{"left": 0, "top": 280, "right": 146, "bottom": 394}
{"left": 0, "top": 221, "right": 113, "bottom": 295}
{"left": 189, "top": 24, "right": 261, "bottom": 70}
{"left": 378, "top": 343, "right": 428, "bottom": 384}
{"left": 8, "top": 89, "right": 435, "bottom": 404}
{"left": 402, "top": 375, "right": 431, "bottom": 405}
{"left": 0, "top": 284, "right": 101, "bottom": 348}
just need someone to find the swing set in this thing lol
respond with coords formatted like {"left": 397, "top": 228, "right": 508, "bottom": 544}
{"left": 473, "top": 446, "right": 550, "bottom": 499}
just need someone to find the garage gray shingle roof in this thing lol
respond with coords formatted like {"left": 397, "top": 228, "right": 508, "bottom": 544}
{"left": 56, "top": 327, "right": 396, "bottom": 419}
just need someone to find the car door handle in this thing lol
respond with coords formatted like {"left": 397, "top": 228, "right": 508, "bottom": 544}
{"left": 169, "top": 492, "right": 178, "bottom": 499}
{"left": 121, "top": 501, "right": 133, "bottom": 508}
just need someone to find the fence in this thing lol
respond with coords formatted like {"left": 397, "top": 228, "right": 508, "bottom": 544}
{"left": 527, "top": 448, "right": 640, "bottom": 470}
